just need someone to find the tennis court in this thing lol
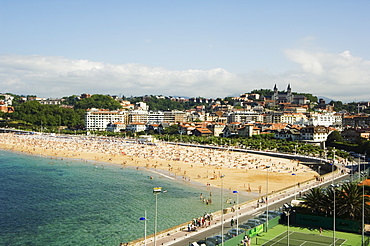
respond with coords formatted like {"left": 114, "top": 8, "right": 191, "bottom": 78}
{"left": 258, "top": 231, "right": 346, "bottom": 246}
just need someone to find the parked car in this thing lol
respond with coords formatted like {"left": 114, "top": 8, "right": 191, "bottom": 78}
{"left": 213, "top": 235, "right": 226, "bottom": 242}
{"left": 206, "top": 236, "right": 222, "bottom": 245}
{"left": 263, "top": 210, "right": 282, "bottom": 217}
{"left": 258, "top": 213, "right": 276, "bottom": 219}
{"left": 227, "top": 228, "right": 245, "bottom": 237}
{"left": 238, "top": 223, "right": 252, "bottom": 230}
{"left": 256, "top": 217, "right": 267, "bottom": 223}
{"left": 220, "top": 233, "right": 234, "bottom": 241}
{"left": 242, "top": 222, "right": 259, "bottom": 228}
{"left": 247, "top": 219, "right": 262, "bottom": 226}
{"left": 196, "top": 239, "right": 215, "bottom": 246}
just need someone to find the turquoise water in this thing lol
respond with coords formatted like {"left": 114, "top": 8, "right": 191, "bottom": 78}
{"left": 0, "top": 150, "right": 253, "bottom": 246}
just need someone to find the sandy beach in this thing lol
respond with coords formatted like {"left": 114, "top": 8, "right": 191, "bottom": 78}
{"left": 0, "top": 133, "right": 318, "bottom": 194}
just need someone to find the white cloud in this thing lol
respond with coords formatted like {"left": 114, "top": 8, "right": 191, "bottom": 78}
{"left": 0, "top": 54, "right": 240, "bottom": 98}
{"left": 283, "top": 49, "right": 370, "bottom": 101}
{"left": 0, "top": 51, "right": 369, "bottom": 102}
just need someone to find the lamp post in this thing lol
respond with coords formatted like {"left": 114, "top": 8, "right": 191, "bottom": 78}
{"left": 359, "top": 156, "right": 361, "bottom": 181}
{"left": 284, "top": 204, "right": 292, "bottom": 246}
{"left": 233, "top": 190, "right": 239, "bottom": 231}
{"left": 220, "top": 175, "right": 225, "bottom": 246}
{"left": 362, "top": 169, "right": 366, "bottom": 246}
{"left": 294, "top": 144, "right": 297, "bottom": 155}
{"left": 153, "top": 187, "right": 162, "bottom": 246}
{"left": 332, "top": 148, "right": 336, "bottom": 245}
{"left": 287, "top": 210, "right": 290, "bottom": 246}
{"left": 139, "top": 211, "right": 147, "bottom": 246}
{"left": 292, "top": 173, "right": 297, "bottom": 200}
{"left": 266, "top": 165, "right": 270, "bottom": 232}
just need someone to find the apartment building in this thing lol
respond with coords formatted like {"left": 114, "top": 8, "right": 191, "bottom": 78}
{"left": 148, "top": 111, "right": 164, "bottom": 124}
{"left": 264, "top": 112, "right": 306, "bottom": 125}
{"left": 126, "top": 122, "right": 147, "bottom": 133}
{"left": 304, "top": 112, "right": 342, "bottom": 127}
{"left": 163, "top": 110, "right": 186, "bottom": 123}
{"left": 226, "top": 111, "right": 263, "bottom": 123}
{"left": 85, "top": 109, "right": 128, "bottom": 131}
{"left": 343, "top": 115, "right": 370, "bottom": 128}
{"left": 128, "top": 110, "right": 148, "bottom": 123}
{"left": 300, "top": 125, "right": 331, "bottom": 142}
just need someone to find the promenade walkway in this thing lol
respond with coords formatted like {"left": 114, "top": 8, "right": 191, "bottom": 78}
{"left": 129, "top": 167, "right": 349, "bottom": 246}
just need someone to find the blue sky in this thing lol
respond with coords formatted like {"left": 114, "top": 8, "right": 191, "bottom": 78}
{"left": 1, "top": 0, "right": 370, "bottom": 102}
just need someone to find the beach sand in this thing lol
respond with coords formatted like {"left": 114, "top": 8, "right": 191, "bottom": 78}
{"left": 0, "top": 133, "right": 318, "bottom": 193}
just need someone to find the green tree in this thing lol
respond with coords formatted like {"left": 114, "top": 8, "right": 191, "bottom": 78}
{"left": 302, "top": 183, "right": 370, "bottom": 220}
{"left": 74, "top": 94, "right": 122, "bottom": 110}
{"left": 336, "top": 183, "right": 370, "bottom": 220}
{"left": 327, "top": 130, "right": 343, "bottom": 143}
{"left": 162, "top": 125, "right": 179, "bottom": 135}
{"left": 302, "top": 187, "right": 329, "bottom": 214}
{"left": 61, "top": 95, "right": 79, "bottom": 105}
{"left": 6, "top": 101, "right": 84, "bottom": 128}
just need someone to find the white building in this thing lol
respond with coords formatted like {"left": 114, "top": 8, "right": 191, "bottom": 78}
{"left": 281, "top": 113, "right": 307, "bottom": 125}
{"left": 148, "top": 111, "right": 164, "bottom": 124}
{"left": 305, "top": 113, "right": 342, "bottom": 127}
{"left": 0, "top": 94, "right": 14, "bottom": 106}
{"left": 85, "top": 109, "right": 128, "bottom": 131}
{"left": 164, "top": 110, "right": 186, "bottom": 123}
{"left": 226, "top": 111, "right": 263, "bottom": 123}
{"left": 128, "top": 110, "right": 149, "bottom": 123}
{"left": 300, "top": 126, "right": 331, "bottom": 143}
{"left": 106, "top": 122, "right": 126, "bottom": 132}
{"left": 126, "top": 122, "right": 147, "bottom": 133}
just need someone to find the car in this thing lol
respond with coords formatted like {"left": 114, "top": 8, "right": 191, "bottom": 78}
{"left": 221, "top": 233, "right": 234, "bottom": 241}
{"left": 213, "top": 234, "right": 233, "bottom": 242}
{"left": 247, "top": 219, "right": 262, "bottom": 226}
{"left": 258, "top": 213, "right": 276, "bottom": 220}
{"left": 263, "top": 210, "right": 282, "bottom": 217}
{"left": 238, "top": 223, "right": 252, "bottom": 230}
{"left": 256, "top": 217, "right": 267, "bottom": 223}
{"left": 242, "top": 222, "right": 259, "bottom": 228}
{"left": 206, "top": 236, "right": 222, "bottom": 245}
{"left": 196, "top": 239, "right": 215, "bottom": 246}
{"left": 227, "top": 228, "right": 245, "bottom": 237}
{"left": 213, "top": 235, "right": 226, "bottom": 242}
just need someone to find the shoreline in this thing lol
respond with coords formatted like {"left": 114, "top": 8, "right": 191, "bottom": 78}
{"left": 0, "top": 133, "right": 319, "bottom": 194}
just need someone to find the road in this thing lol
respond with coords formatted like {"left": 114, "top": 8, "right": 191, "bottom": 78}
{"left": 138, "top": 171, "right": 350, "bottom": 246}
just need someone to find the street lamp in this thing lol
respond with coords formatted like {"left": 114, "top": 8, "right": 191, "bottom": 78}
{"left": 220, "top": 175, "right": 225, "bottom": 246}
{"left": 139, "top": 211, "right": 147, "bottom": 246}
{"left": 266, "top": 165, "right": 270, "bottom": 232}
{"left": 294, "top": 144, "right": 297, "bottom": 155}
{"left": 292, "top": 173, "right": 297, "bottom": 200}
{"left": 153, "top": 187, "right": 162, "bottom": 246}
{"left": 283, "top": 203, "right": 292, "bottom": 246}
{"left": 359, "top": 155, "right": 361, "bottom": 181}
{"left": 363, "top": 176, "right": 365, "bottom": 246}
{"left": 233, "top": 190, "right": 239, "bottom": 231}
{"left": 332, "top": 148, "right": 336, "bottom": 245}
{"left": 361, "top": 170, "right": 366, "bottom": 245}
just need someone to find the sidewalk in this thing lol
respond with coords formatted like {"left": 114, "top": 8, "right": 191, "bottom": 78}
{"left": 130, "top": 170, "right": 348, "bottom": 246}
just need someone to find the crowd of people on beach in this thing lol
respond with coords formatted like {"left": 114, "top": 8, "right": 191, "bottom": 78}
{"left": 0, "top": 133, "right": 313, "bottom": 176}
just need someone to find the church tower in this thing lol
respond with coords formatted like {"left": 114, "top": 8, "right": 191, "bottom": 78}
{"left": 273, "top": 84, "right": 278, "bottom": 102}
{"left": 286, "top": 84, "right": 293, "bottom": 103}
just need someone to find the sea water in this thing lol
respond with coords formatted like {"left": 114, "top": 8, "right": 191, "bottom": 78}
{"left": 0, "top": 150, "right": 254, "bottom": 246}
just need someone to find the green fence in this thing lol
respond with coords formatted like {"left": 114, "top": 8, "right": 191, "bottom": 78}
{"left": 267, "top": 216, "right": 280, "bottom": 230}
{"left": 294, "top": 213, "right": 361, "bottom": 233}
